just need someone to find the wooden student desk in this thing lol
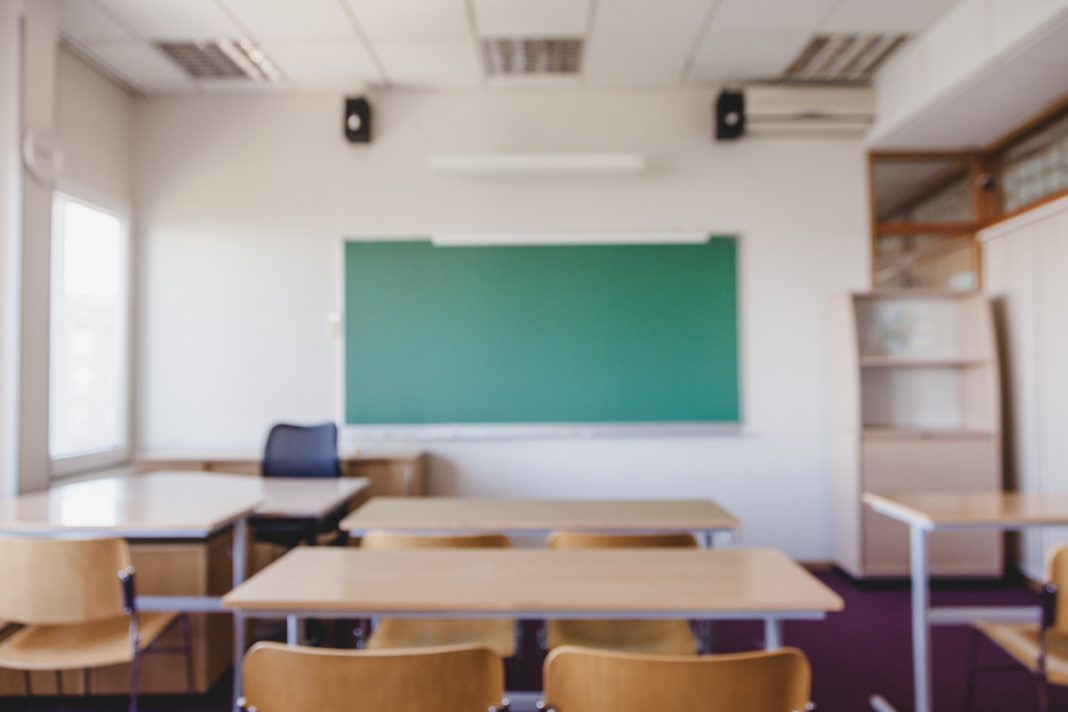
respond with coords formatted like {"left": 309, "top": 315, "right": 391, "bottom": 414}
{"left": 224, "top": 547, "right": 843, "bottom": 704}
{"left": 250, "top": 476, "right": 369, "bottom": 547}
{"left": 136, "top": 451, "right": 426, "bottom": 497}
{"left": 863, "top": 491, "right": 1068, "bottom": 712}
{"left": 341, "top": 497, "right": 740, "bottom": 545}
{"left": 0, "top": 472, "right": 368, "bottom": 698}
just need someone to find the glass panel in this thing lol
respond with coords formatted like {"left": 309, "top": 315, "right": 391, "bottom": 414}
{"left": 1000, "top": 112, "right": 1068, "bottom": 213}
{"left": 871, "top": 157, "right": 974, "bottom": 223}
{"left": 874, "top": 234, "right": 977, "bottom": 291}
{"left": 50, "top": 196, "right": 127, "bottom": 461}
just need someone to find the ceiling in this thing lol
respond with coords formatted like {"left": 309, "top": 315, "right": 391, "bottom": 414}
{"left": 59, "top": 0, "right": 963, "bottom": 94}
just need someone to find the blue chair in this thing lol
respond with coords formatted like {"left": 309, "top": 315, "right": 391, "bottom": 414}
{"left": 262, "top": 422, "right": 341, "bottom": 479}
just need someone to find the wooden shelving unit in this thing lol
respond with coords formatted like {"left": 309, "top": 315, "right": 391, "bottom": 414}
{"left": 831, "top": 291, "right": 1003, "bottom": 578}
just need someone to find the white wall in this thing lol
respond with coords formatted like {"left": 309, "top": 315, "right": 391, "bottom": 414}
{"left": 982, "top": 195, "right": 1068, "bottom": 580}
{"left": 134, "top": 89, "right": 869, "bottom": 559}
{"left": 0, "top": 1, "right": 23, "bottom": 497}
{"left": 13, "top": 0, "right": 58, "bottom": 494}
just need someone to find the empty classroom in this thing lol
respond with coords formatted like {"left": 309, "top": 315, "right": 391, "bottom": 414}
{"left": 2, "top": 1, "right": 1068, "bottom": 711}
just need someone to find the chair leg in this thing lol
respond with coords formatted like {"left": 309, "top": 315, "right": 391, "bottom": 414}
{"left": 53, "top": 671, "right": 67, "bottom": 712}
{"left": 963, "top": 627, "right": 981, "bottom": 711}
{"left": 22, "top": 671, "right": 32, "bottom": 712}
{"left": 1037, "top": 675, "right": 1050, "bottom": 712}
{"left": 129, "top": 651, "right": 141, "bottom": 712}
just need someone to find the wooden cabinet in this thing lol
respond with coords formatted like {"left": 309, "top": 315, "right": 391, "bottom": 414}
{"left": 831, "top": 292, "right": 1003, "bottom": 578}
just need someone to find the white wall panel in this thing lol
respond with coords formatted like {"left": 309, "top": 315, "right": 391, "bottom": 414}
{"left": 983, "top": 196, "right": 1068, "bottom": 579}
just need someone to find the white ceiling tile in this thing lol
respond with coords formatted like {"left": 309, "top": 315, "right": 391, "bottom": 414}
{"left": 95, "top": 0, "right": 242, "bottom": 39}
{"left": 262, "top": 40, "right": 382, "bottom": 90}
{"left": 83, "top": 41, "right": 195, "bottom": 92}
{"left": 221, "top": 0, "right": 356, "bottom": 39}
{"left": 59, "top": 0, "right": 135, "bottom": 41}
{"left": 583, "top": 34, "right": 691, "bottom": 86}
{"left": 710, "top": 0, "right": 840, "bottom": 35}
{"left": 687, "top": 32, "right": 810, "bottom": 83}
{"left": 593, "top": 0, "right": 714, "bottom": 36}
{"left": 374, "top": 37, "right": 483, "bottom": 87}
{"left": 822, "top": 0, "right": 960, "bottom": 34}
{"left": 345, "top": 0, "right": 472, "bottom": 38}
{"left": 472, "top": 0, "right": 591, "bottom": 37}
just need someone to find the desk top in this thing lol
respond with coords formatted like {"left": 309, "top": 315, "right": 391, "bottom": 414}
{"left": 0, "top": 472, "right": 263, "bottom": 538}
{"left": 223, "top": 547, "right": 841, "bottom": 615}
{"left": 136, "top": 450, "right": 422, "bottom": 464}
{"left": 340, "top": 497, "right": 740, "bottom": 534}
{"left": 254, "top": 477, "right": 369, "bottom": 520}
{"left": 863, "top": 491, "right": 1068, "bottom": 529}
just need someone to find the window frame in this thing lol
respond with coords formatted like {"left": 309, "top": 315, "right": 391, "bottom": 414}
{"left": 49, "top": 190, "right": 132, "bottom": 478}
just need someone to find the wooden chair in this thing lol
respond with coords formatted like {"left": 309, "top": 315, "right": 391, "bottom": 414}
{"left": 545, "top": 531, "right": 699, "bottom": 655}
{"left": 358, "top": 531, "right": 516, "bottom": 657}
{"left": 541, "top": 645, "right": 812, "bottom": 712}
{"left": 0, "top": 537, "right": 193, "bottom": 712}
{"left": 239, "top": 642, "right": 505, "bottom": 712}
{"left": 966, "top": 545, "right": 1068, "bottom": 711}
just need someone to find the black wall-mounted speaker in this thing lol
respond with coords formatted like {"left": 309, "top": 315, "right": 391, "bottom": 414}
{"left": 715, "top": 90, "right": 746, "bottom": 141}
{"left": 344, "top": 96, "right": 372, "bottom": 143}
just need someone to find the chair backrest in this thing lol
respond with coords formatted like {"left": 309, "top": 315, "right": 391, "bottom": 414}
{"left": 0, "top": 537, "right": 130, "bottom": 625}
{"left": 548, "top": 531, "right": 698, "bottom": 549}
{"left": 543, "top": 646, "right": 811, "bottom": 712}
{"left": 360, "top": 531, "right": 511, "bottom": 550}
{"left": 262, "top": 422, "right": 340, "bottom": 478}
{"left": 241, "top": 642, "right": 504, "bottom": 712}
{"left": 1047, "top": 545, "right": 1068, "bottom": 632}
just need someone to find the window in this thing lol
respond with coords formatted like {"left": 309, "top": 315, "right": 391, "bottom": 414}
{"left": 50, "top": 194, "right": 129, "bottom": 473}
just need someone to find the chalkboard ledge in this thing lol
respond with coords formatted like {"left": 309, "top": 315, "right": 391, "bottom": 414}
{"left": 342, "top": 423, "right": 746, "bottom": 441}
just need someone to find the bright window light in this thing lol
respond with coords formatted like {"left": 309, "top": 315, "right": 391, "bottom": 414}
{"left": 49, "top": 194, "right": 128, "bottom": 468}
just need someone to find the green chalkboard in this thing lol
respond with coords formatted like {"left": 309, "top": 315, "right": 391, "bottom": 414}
{"left": 344, "top": 238, "right": 738, "bottom": 425}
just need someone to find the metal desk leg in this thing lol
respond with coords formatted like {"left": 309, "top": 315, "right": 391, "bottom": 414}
{"left": 764, "top": 618, "right": 782, "bottom": 650}
{"left": 232, "top": 519, "right": 249, "bottom": 712}
{"left": 233, "top": 518, "right": 249, "bottom": 585}
{"left": 698, "top": 529, "right": 716, "bottom": 652}
{"left": 287, "top": 615, "right": 303, "bottom": 645}
{"left": 910, "top": 524, "right": 932, "bottom": 712}
{"left": 233, "top": 611, "right": 245, "bottom": 711}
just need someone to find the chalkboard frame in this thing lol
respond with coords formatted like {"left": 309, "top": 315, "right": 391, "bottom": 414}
{"left": 339, "top": 235, "right": 742, "bottom": 438}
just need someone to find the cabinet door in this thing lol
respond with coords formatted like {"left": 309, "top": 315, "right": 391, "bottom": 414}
{"left": 861, "top": 436, "right": 1002, "bottom": 576}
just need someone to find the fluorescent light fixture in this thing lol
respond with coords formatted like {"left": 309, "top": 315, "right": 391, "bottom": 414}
{"left": 431, "top": 232, "right": 709, "bottom": 247}
{"left": 428, "top": 153, "right": 645, "bottom": 177}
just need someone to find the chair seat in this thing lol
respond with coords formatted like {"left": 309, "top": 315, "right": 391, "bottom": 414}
{"left": 547, "top": 620, "right": 698, "bottom": 655}
{"left": 975, "top": 622, "right": 1068, "bottom": 685}
{"left": 0, "top": 612, "right": 178, "bottom": 671}
{"left": 367, "top": 619, "right": 516, "bottom": 658}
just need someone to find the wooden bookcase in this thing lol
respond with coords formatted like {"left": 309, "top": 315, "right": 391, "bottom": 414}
{"left": 831, "top": 291, "right": 1003, "bottom": 578}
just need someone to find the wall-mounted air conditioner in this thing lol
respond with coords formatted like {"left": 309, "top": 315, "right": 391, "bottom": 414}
{"left": 717, "top": 86, "right": 875, "bottom": 139}
{"left": 747, "top": 85, "right": 875, "bottom": 132}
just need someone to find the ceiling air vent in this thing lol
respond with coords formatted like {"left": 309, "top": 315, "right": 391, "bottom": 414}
{"left": 784, "top": 34, "right": 907, "bottom": 83}
{"left": 482, "top": 38, "right": 583, "bottom": 76}
{"left": 156, "top": 39, "right": 281, "bottom": 83}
